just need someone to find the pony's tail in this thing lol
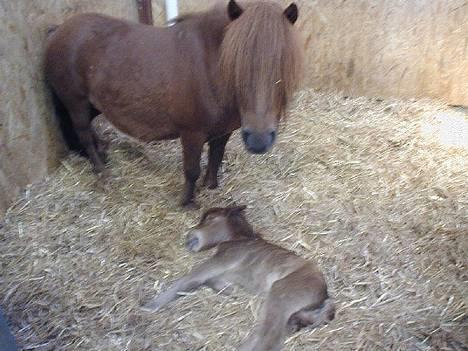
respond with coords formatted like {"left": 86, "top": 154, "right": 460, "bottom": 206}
{"left": 49, "top": 87, "right": 87, "bottom": 157}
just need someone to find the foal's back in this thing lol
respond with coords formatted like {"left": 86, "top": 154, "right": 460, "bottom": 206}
{"left": 215, "top": 239, "right": 327, "bottom": 295}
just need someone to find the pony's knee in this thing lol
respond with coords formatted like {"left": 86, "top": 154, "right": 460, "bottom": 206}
{"left": 185, "top": 166, "right": 201, "bottom": 182}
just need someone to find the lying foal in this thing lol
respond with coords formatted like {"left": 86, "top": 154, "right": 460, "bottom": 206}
{"left": 143, "top": 206, "right": 335, "bottom": 351}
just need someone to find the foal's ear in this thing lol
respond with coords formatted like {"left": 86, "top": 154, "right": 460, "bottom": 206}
{"left": 284, "top": 3, "right": 299, "bottom": 24}
{"left": 228, "top": 205, "right": 247, "bottom": 216}
{"left": 228, "top": 0, "right": 244, "bottom": 21}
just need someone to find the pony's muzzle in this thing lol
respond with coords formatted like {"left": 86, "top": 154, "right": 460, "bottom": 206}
{"left": 242, "top": 128, "right": 276, "bottom": 154}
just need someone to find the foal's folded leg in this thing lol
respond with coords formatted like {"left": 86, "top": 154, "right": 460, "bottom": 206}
{"left": 288, "top": 297, "right": 335, "bottom": 331}
{"left": 237, "top": 292, "right": 290, "bottom": 351}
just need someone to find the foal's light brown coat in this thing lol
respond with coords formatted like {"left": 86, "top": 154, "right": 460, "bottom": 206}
{"left": 44, "top": 1, "right": 302, "bottom": 206}
{"left": 143, "top": 206, "right": 335, "bottom": 351}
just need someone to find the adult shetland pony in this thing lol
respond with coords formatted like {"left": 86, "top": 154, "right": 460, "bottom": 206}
{"left": 45, "top": 0, "right": 303, "bottom": 206}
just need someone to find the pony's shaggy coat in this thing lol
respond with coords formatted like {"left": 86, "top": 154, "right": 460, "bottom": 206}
{"left": 44, "top": 1, "right": 303, "bottom": 206}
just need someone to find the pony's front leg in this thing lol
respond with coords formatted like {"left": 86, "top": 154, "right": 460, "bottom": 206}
{"left": 180, "top": 132, "right": 206, "bottom": 207}
{"left": 203, "top": 132, "right": 232, "bottom": 189}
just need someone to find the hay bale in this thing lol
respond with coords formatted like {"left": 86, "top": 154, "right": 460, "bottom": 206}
{"left": 1, "top": 90, "right": 467, "bottom": 350}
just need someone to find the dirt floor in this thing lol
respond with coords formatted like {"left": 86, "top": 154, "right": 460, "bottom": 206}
{"left": 1, "top": 90, "right": 467, "bottom": 351}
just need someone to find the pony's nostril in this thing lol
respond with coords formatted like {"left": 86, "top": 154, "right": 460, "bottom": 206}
{"left": 242, "top": 129, "right": 276, "bottom": 154}
{"left": 269, "top": 130, "right": 277, "bottom": 143}
{"left": 242, "top": 129, "right": 251, "bottom": 143}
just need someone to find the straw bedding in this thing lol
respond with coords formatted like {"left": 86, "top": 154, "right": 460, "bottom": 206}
{"left": 0, "top": 89, "right": 467, "bottom": 350}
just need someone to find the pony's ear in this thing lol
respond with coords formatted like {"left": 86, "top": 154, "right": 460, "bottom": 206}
{"left": 228, "top": 0, "right": 244, "bottom": 21}
{"left": 228, "top": 205, "right": 247, "bottom": 216}
{"left": 284, "top": 3, "right": 298, "bottom": 24}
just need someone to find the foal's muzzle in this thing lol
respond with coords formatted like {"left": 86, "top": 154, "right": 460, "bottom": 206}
{"left": 186, "top": 231, "right": 201, "bottom": 252}
{"left": 242, "top": 129, "right": 277, "bottom": 154}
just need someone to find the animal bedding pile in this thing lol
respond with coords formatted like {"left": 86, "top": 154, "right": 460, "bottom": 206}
{"left": 1, "top": 89, "right": 467, "bottom": 350}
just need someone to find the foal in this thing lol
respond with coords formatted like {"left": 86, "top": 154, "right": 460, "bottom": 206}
{"left": 143, "top": 206, "right": 335, "bottom": 351}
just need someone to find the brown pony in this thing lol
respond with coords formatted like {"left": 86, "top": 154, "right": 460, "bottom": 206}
{"left": 44, "top": 0, "right": 303, "bottom": 206}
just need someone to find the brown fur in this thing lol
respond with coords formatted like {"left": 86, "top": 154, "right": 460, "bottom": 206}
{"left": 142, "top": 206, "right": 335, "bottom": 351}
{"left": 220, "top": 2, "right": 303, "bottom": 116}
{"left": 44, "top": 1, "right": 303, "bottom": 206}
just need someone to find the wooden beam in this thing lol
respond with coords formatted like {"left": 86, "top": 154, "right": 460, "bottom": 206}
{"left": 136, "top": 0, "right": 153, "bottom": 25}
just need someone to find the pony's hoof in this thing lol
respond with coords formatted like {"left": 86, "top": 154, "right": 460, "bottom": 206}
{"left": 181, "top": 199, "right": 200, "bottom": 210}
{"left": 95, "top": 169, "right": 112, "bottom": 191}
{"left": 205, "top": 180, "right": 218, "bottom": 190}
{"left": 202, "top": 176, "right": 218, "bottom": 189}
{"left": 97, "top": 168, "right": 111, "bottom": 180}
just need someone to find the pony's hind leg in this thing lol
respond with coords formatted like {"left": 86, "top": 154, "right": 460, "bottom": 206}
{"left": 69, "top": 102, "right": 106, "bottom": 173}
{"left": 180, "top": 132, "right": 206, "bottom": 207}
{"left": 92, "top": 129, "right": 109, "bottom": 163}
{"left": 89, "top": 104, "right": 109, "bottom": 162}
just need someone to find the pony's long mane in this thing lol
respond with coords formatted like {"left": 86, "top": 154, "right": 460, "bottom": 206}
{"left": 219, "top": 1, "right": 303, "bottom": 114}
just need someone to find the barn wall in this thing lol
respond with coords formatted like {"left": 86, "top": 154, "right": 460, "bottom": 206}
{"left": 297, "top": 0, "right": 468, "bottom": 105}
{"left": 1, "top": 0, "right": 466, "bottom": 216}
{"left": 154, "top": 0, "right": 467, "bottom": 105}
{"left": 0, "top": 1, "right": 138, "bottom": 216}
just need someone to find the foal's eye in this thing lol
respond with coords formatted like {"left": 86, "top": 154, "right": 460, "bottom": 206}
{"left": 204, "top": 214, "right": 218, "bottom": 222}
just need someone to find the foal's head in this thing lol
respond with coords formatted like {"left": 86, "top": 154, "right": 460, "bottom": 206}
{"left": 186, "top": 205, "right": 256, "bottom": 252}
{"left": 220, "top": 0, "right": 303, "bottom": 154}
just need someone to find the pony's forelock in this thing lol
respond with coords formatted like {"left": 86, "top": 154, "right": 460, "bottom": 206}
{"left": 219, "top": 2, "right": 303, "bottom": 115}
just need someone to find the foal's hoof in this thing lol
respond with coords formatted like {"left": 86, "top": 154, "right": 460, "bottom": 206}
{"left": 140, "top": 300, "right": 162, "bottom": 313}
